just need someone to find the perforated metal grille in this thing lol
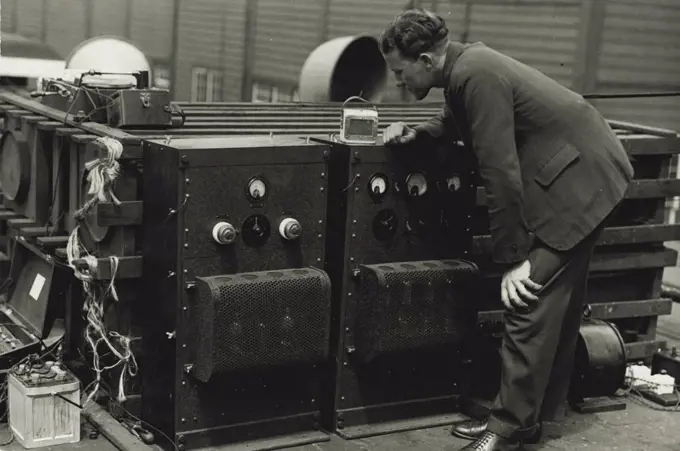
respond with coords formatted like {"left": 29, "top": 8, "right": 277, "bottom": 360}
{"left": 192, "top": 267, "right": 332, "bottom": 382}
{"left": 355, "top": 260, "right": 479, "bottom": 363}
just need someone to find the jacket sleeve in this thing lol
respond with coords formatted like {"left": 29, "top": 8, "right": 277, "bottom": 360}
{"left": 459, "top": 66, "right": 532, "bottom": 265}
{"left": 413, "top": 105, "right": 458, "bottom": 141}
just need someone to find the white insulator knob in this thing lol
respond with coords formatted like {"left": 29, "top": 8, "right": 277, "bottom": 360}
{"left": 212, "top": 222, "right": 237, "bottom": 245}
{"left": 279, "top": 218, "right": 302, "bottom": 240}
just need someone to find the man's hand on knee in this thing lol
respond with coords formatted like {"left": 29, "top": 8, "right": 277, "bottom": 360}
{"left": 500, "top": 260, "right": 543, "bottom": 310}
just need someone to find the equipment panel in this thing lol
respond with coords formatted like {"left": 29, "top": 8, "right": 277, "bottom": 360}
{"left": 141, "top": 136, "right": 332, "bottom": 450}
{"left": 343, "top": 142, "right": 473, "bottom": 258}
{"left": 317, "top": 136, "right": 479, "bottom": 435}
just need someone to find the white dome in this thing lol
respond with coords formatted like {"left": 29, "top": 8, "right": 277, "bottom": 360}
{"left": 66, "top": 36, "right": 150, "bottom": 73}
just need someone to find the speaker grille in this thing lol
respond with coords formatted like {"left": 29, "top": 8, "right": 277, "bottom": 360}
{"left": 192, "top": 267, "right": 332, "bottom": 382}
{"left": 355, "top": 259, "right": 479, "bottom": 363}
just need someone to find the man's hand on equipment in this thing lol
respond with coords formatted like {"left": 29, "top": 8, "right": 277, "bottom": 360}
{"left": 383, "top": 122, "right": 417, "bottom": 145}
{"left": 500, "top": 260, "right": 543, "bottom": 310}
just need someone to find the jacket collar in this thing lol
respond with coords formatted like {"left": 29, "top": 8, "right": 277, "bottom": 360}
{"left": 442, "top": 41, "right": 484, "bottom": 82}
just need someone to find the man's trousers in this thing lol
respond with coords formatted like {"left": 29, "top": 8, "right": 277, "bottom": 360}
{"left": 486, "top": 218, "right": 609, "bottom": 440}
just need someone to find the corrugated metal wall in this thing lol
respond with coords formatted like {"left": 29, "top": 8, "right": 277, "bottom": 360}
{"left": 130, "top": 0, "right": 174, "bottom": 62}
{"left": 91, "top": 0, "right": 128, "bottom": 39}
{"left": 174, "top": 0, "right": 247, "bottom": 102}
{"left": 2, "top": 0, "right": 173, "bottom": 64}
{"left": 15, "top": 0, "right": 43, "bottom": 42}
{"left": 590, "top": 0, "right": 680, "bottom": 130}
{"left": 45, "top": 0, "right": 88, "bottom": 58}
{"left": 2, "top": 0, "right": 679, "bottom": 122}
{"left": 252, "top": 0, "right": 324, "bottom": 87}
{"left": 465, "top": 1, "right": 582, "bottom": 89}
{"left": 1, "top": 0, "right": 18, "bottom": 34}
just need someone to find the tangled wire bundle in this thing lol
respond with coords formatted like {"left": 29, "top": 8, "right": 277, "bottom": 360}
{"left": 65, "top": 136, "right": 137, "bottom": 406}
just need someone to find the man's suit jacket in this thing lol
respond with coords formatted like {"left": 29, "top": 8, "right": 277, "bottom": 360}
{"left": 415, "top": 41, "right": 634, "bottom": 265}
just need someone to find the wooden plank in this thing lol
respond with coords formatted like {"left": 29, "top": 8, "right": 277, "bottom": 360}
{"left": 474, "top": 179, "right": 680, "bottom": 206}
{"left": 36, "top": 121, "right": 66, "bottom": 131}
{"left": 54, "top": 249, "right": 142, "bottom": 280}
{"left": 79, "top": 256, "right": 142, "bottom": 280}
{"left": 20, "top": 115, "right": 48, "bottom": 126}
{"left": 96, "top": 201, "right": 143, "bottom": 226}
{"left": 0, "top": 92, "right": 140, "bottom": 144}
{"left": 55, "top": 127, "right": 83, "bottom": 137}
{"left": 477, "top": 298, "right": 673, "bottom": 324}
{"left": 625, "top": 340, "right": 666, "bottom": 361}
{"left": 597, "top": 224, "right": 680, "bottom": 245}
{"left": 480, "top": 248, "right": 677, "bottom": 276}
{"left": 71, "top": 134, "right": 98, "bottom": 144}
{"left": 82, "top": 402, "right": 156, "bottom": 451}
{"left": 625, "top": 178, "right": 680, "bottom": 199}
{"left": 472, "top": 224, "right": 680, "bottom": 254}
{"left": 4, "top": 109, "right": 30, "bottom": 116}
{"left": 619, "top": 135, "right": 680, "bottom": 156}
{"left": 608, "top": 119, "right": 678, "bottom": 138}
{"left": 37, "top": 236, "right": 69, "bottom": 249}
{"left": 9, "top": 226, "right": 56, "bottom": 238}
{"left": 69, "top": 134, "right": 142, "bottom": 160}
{"left": 0, "top": 211, "right": 20, "bottom": 221}
{"left": 7, "top": 218, "right": 35, "bottom": 228}
{"left": 590, "top": 248, "right": 677, "bottom": 272}
{"left": 590, "top": 298, "right": 673, "bottom": 320}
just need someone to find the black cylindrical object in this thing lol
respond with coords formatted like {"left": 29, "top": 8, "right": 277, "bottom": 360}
{"left": 569, "top": 319, "right": 627, "bottom": 401}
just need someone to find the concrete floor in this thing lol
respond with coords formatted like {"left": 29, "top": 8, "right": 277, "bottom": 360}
{"left": 4, "top": 308, "right": 677, "bottom": 451}
{"left": 0, "top": 425, "right": 118, "bottom": 451}
{"left": 289, "top": 401, "right": 680, "bottom": 451}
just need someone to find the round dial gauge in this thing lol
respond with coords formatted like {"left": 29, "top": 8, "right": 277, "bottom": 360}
{"left": 406, "top": 172, "right": 428, "bottom": 196}
{"left": 446, "top": 175, "right": 461, "bottom": 192}
{"left": 369, "top": 174, "right": 388, "bottom": 196}
{"left": 247, "top": 177, "right": 267, "bottom": 200}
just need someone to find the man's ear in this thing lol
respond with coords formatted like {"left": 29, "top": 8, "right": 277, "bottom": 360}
{"left": 418, "top": 53, "right": 435, "bottom": 70}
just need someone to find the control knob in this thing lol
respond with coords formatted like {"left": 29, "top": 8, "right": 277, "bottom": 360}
{"left": 279, "top": 218, "right": 302, "bottom": 240}
{"left": 211, "top": 222, "right": 237, "bottom": 245}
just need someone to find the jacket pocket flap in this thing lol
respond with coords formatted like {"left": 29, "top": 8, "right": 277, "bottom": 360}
{"left": 535, "top": 143, "right": 580, "bottom": 188}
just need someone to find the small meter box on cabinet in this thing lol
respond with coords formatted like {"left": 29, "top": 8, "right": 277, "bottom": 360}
{"left": 8, "top": 361, "right": 81, "bottom": 449}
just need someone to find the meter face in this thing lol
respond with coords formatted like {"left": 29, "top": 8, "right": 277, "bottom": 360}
{"left": 405, "top": 172, "right": 428, "bottom": 197}
{"left": 246, "top": 176, "right": 268, "bottom": 201}
{"left": 347, "top": 118, "right": 374, "bottom": 136}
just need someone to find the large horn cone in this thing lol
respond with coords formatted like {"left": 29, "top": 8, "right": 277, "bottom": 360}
{"left": 299, "top": 35, "right": 388, "bottom": 103}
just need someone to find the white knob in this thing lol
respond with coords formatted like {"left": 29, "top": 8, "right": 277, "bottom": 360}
{"left": 279, "top": 218, "right": 302, "bottom": 240}
{"left": 212, "top": 222, "right": 237, "bottom": 245}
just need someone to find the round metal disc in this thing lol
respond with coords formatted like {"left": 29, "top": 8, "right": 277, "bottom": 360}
{"left": 0, "top": 131, "right": 31, "bottom": 203}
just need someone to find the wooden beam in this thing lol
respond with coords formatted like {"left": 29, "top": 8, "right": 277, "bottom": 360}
{"left": 472, "top": 224, "right": 680, "bottom": 255}
{"left": 96, "top": 201, "right": 143, "bottom": 227}
{"left": 477, "top": 298, "right": 673, "bottom": 324}
{"left": 0, "top": 92, "right": 139, "bottom": 144}
{"left": 475, "top": 178, "right": 680, "bottom": 207}
{"left": 476, "top": 248, "right": 677, "bottom": 278}
{"left": 619, "top": 136, "right": 680, "bottom": 156}
{"left": 626, "top": 340, "right": 666, "bottom": 361}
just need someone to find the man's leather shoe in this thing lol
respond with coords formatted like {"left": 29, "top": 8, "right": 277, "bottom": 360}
{"left": 460, "top": 431, "right": 519, "bottom": 450}
{"left": 451, "top": 419, "right": 541, "bottom": 444}
{"left": 451, "top": 418, "right": 490, "bottom": 441}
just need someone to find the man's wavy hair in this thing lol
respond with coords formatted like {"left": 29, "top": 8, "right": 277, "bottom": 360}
{"left": 379, "top": 9, "right": 449, "bottom": 60}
